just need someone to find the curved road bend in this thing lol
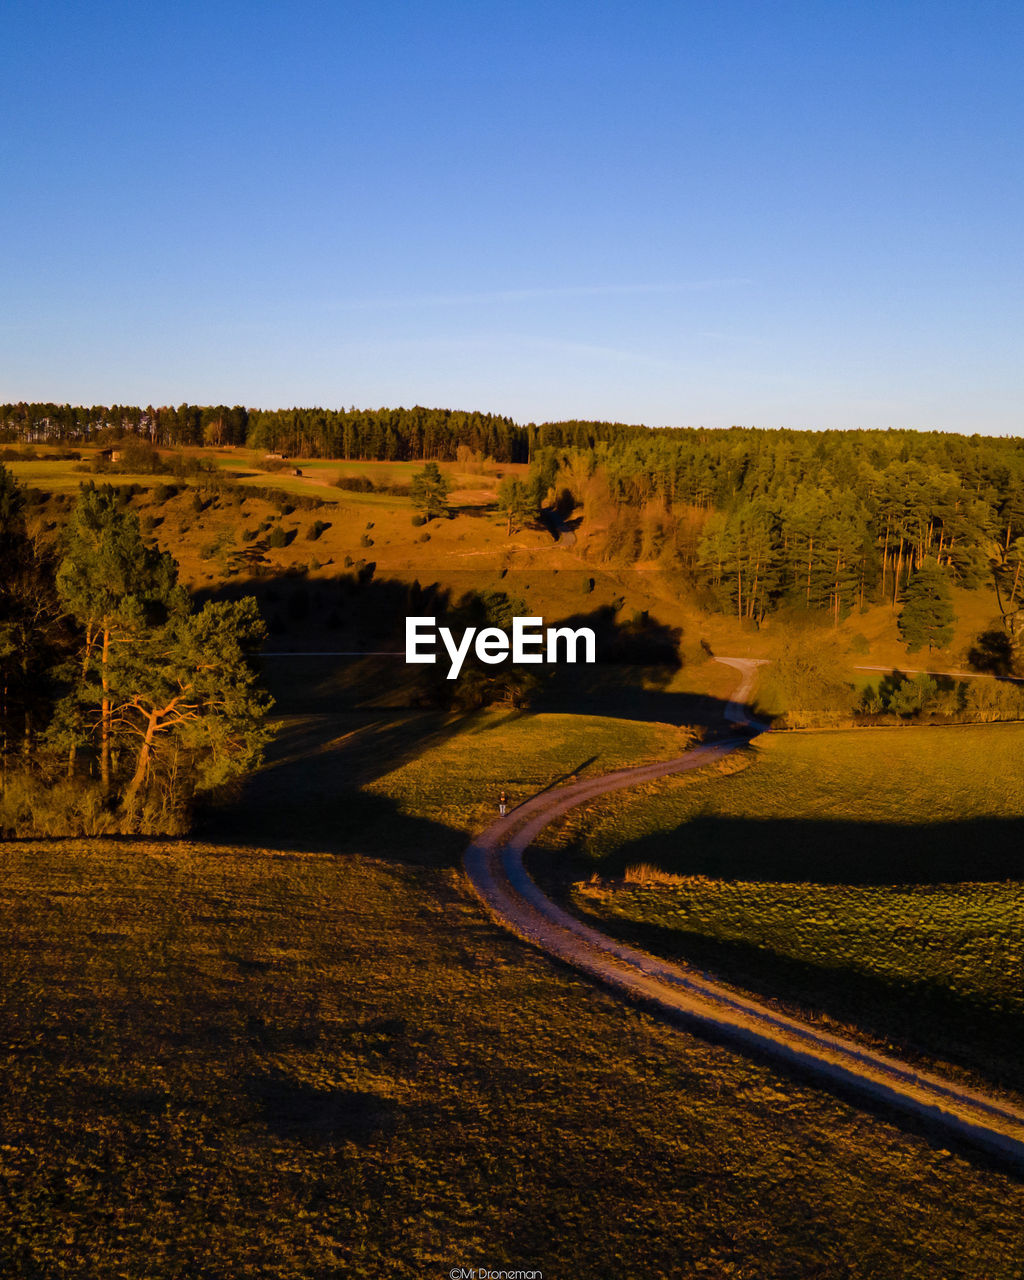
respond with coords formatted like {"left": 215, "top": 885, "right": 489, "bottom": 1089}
{"left": 463, "top": 657, "right": 1024, "bottom": 1166}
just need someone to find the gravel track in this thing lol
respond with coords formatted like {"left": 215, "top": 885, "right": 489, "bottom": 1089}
{"left": 463, "top": 658, "right": 1024, "bottom": 1166}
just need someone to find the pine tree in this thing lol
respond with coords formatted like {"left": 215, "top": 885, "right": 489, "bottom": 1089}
{"left": 496, "top": 477, "right": 533, "bottom": 535}
{"left": 898, "top": 564, "right": 956, "bottom": 652}
{"left": 53, "top": 487, "right": 271, "bottom": 827}
{"left": 410, "top": 461, "right": 451, "bottom": 520}
{"left": 55, "top": 484, "right": 185, "bottom": 794}
{"left": 116, "top": 598, "right": 271, "bottom": 823}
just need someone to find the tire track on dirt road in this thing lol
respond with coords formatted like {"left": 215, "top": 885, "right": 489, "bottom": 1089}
{"left": 463, "top": 658, "right": 1024, "bottom": 1166}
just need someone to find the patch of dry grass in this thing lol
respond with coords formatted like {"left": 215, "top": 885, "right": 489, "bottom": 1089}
{"left": 3, "top": 840, "right": 1024, "bottom": 1278}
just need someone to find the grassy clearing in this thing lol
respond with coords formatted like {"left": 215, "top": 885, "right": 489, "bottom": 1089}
{"left": 210, "top": 453, "right": 508, "bottom": 507}
{"left": 227, "top": 471, "right": 348, "bottom": 501}
{"left": 4, "top": 459, "right": 170, "bottom": 492}
{"left": 579, "top": 723, "right": 1024, "bottom": 867}
{"left": 209, "top": 709, "right": 693, "bottom": 860}
{"left": 3, "top": 839, "right": 1024, "bottom": 1279}
{"left": 365, "top": 709, "right": 694, "bottom": 836}
{"left": 563, "top": 724, "right": 1024, "bottom": 1095}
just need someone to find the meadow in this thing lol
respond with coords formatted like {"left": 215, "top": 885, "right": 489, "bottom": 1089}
{"left": 4, "top": 838, "right": 1024, "bottom": 1279}
{"left": 3, "top": 457, "right": 171, "bottom": 492}
{"left": 363, "top": 709, "right": 694, "bottom": 837}
{"left": 563, "top": 724, "right": 1024, "bottom": 1097}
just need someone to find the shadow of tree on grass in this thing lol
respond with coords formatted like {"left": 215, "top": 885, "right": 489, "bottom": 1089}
{"left": 248, "top": 1074, "right": 399, "bottom": 1146}
{"left": 569, "top": 904, "right": 1024, "bottom": 1101}
{"left": 600, "top": 814, "right": 1024, "bottom": 885}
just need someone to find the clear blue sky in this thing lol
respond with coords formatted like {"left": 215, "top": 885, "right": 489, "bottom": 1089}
{"left": 2, "top": 0, "right": 1022, "bottom": 432}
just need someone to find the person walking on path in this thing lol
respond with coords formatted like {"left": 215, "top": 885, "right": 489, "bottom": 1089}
{"left": 498, "top": 789, "right": 508, "bottom": 817}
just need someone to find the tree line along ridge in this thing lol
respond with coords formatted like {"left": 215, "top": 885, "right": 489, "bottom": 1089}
{"left": 3, "top": 401, "right": 1023, "bottom": 639}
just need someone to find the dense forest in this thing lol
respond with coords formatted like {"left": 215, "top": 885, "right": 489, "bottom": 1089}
{"left": 533, "top": 429, "right": 1024, "bottom": 633}
{"left": 0, "top": 402, "right": 653, "bottom": 461}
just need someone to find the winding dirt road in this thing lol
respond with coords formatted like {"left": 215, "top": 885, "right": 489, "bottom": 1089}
{"left": 463, "top": 658, "right": 1024, "bottom": 1165}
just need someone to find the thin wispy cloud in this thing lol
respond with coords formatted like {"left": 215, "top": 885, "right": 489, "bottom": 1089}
{"left": 325, "top": 279, "right": 751, "bottom": 311}
{"left": 331, "top": 332, "right": 680, "bottom": 370}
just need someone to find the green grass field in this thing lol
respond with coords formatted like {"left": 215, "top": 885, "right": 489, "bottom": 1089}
{"left": 4, "top": 458, "right": 172, "bottom": 492}
{"left": 211, "top": 452, "right": 506, "bottom": 507}
{"left": 364, "top": 708, "right": 694, "bottom": 837}
{"left": 207, "top": 709, "right": 695, "bottom": 860}
{"left": 578, "top": 723, "right": 1024, "bottom": 867}
{"left": 563, "top": 724, "right": 1024, "bottom": 1096}
{"left": 4, "top": 838, "right": 1024, "bottom": 1279}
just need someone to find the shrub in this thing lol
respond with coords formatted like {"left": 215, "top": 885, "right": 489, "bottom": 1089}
{"left": 411, "top": 514, "right": 426, "bottom": 527}
{"left": 0, "top": 770, "right": 116, "bottom": 837}
{"left": 152, "top": 482, "right": 177, "bottom": 504}
{"left": 769, "top": 632, "right": 857, "bottom": 727}
{"left": 117, "top": 437, "right": 165, "bottom": 474}
{"left": 360, "top": 533, "right": 373, "bottom": 547}
{"left": 267, "top": 526, "right": 289, "bottom": 549}
{"left": 964, "top": 679, "right": 1024, "bottom": 723}
{"left": 306, "top": 519, "right": 330, "bottom": 541}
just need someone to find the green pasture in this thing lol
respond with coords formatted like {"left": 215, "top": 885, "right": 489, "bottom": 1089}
{"left": 574, "top": 876, "right": 1024, "bottom": 1091}
{"left": 3, "top": 459, "right": 169, "bottom": 493}
{"left": 366, "top": 709, "right": 693, "bottom": 837}
{"left": 577, "top": 879, "right": 1023, "bottom": 1017}
{"left": 565, "top": 723, "right": 1024, "bottom": 1095}
{"left": 213, "top": 708, "right": 694, "bottom": 859}
{"left": 219, "top": 469, "right": 349, "bottom": 502}
{"left": 579, "top": 723, "right": 1024, "bottom": 869}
